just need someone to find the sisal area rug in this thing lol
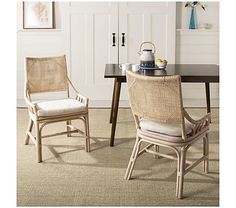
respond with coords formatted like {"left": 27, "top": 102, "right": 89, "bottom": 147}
{"left": 17, "top": 108, "right": 219, "bottom": 206}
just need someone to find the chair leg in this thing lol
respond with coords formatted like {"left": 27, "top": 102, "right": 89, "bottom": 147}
{"left": 84, "top": 115, "right": 90, "bottom": 152}
{"left": 35, "top": 122, "right": 42, "bottom": 163}
{"left": 153, "top": 145, "right": 159, "bottom": 159}
{"left": 66, "top": 120, "right": 72, "bottom": 137}
{"left": 176, "top": 150, "right": 181, "bottom": 197}
{"left": 203, "top": 133, "right": 209, "bottom": 173}
{"left": 25, "top": 118, "right": 33, "bottom": 145}
{"left": 177, "top": 147, "right": 186, "bottom": 199}
{"left": 124, "top": 136, "right": 142, "bottom": 180}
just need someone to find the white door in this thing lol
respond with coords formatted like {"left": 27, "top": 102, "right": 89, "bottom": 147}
{"left": 118, "top": 2, "right": 176, "bottom": 100}
{"left": 69, "top": 2, "right": 118, "bottom": 103}
{"left": 119, "top": 2, "right": 176, "bottom": 64}
{"left": 68, "top": 2, "right": 176, "bottom": 105}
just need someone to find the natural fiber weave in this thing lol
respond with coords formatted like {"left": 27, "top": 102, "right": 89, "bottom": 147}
{"left": 17, "top": 108, "right": 219, "bottom": 206}
{"left": 126, "top": 70, "right": 183, "bottom": 124}
{"left": 125, "top": 70, "right": 211, "bottom": 199}
{"left": 26, "top": 55, "right": 68, "bottom": 94}
{"left": 24, "top": 55, "right": 90, "bottom": 163}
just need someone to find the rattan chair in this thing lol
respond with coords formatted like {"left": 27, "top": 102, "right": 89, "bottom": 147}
{"left": 24, "top": 55, "right": 90, "bottom": 163}
{"left": 124, "top": 70, "right": 210, "bottom": 199}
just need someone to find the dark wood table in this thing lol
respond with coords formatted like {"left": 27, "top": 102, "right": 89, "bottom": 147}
{"left": 104, "top": 64, "right": 219, "bottom": 146}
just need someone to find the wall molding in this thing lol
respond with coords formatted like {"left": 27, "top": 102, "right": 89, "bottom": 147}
{"left": 17, "top": 29, "right": 63, "bottom": 33}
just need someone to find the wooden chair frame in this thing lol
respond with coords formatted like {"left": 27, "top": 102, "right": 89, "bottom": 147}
{"left": 124, "top": 70, "right": 211, "bottom": 199}
{"left": 24, "top": 56, "right": 90, "bottom": 163}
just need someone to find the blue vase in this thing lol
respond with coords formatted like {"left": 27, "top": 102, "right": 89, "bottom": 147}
{"left": 189, "top": 7, "right": 197, "bottom": 29}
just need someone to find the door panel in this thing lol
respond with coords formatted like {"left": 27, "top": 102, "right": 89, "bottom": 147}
{"left": 126, "top": 14, "right": 143, "bottom": 62}
{"left": 126, "top": 2, "right": 169, "bottom": 8}
{"left": 94, "top": 14, "right": 113, "bottom": 84}
{"left": 151, "top": 14, "right": 168, "bottom": 59}
{"left": 69, "top": 3, "right": 118, "bottom": 100}
{"left": 118, "top": 2, "right": 176, "bottom": 100}
{"left": 119, "top": 2, "right": 176, "bottom": 64}
{"left": 68, "top": 2, "right": 176, "bottom": 103}
{"left": 71, "top": 14, "right": 87, "bottom": 85}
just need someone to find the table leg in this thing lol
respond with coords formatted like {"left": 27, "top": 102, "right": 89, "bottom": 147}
{"left": 110, "top": 79, "right": 121, "bottom": 146}
{"left": 205, "top": 82, "right": 211, "bottom": 114}
{"left": 109, "top": 79, "right": 117, "bottom": 123}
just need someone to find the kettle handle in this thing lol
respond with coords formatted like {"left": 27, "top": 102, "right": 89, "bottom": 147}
{"left": 138, "top": 42, "right": 156, "bottom": 54}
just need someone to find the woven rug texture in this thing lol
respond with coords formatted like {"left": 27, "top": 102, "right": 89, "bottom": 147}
{"left": 17, "top": 108, "right": 219, "bottom": 206}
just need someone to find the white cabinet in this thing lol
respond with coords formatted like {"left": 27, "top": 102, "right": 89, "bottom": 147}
{"left": 67, "top": 2, "right": 118, "bottom": 103}
{"left": 67, "top": 2, "right": 176, "bottom": 105}
{"left": 119, "top": 2, "right": 176, "bottom": 64}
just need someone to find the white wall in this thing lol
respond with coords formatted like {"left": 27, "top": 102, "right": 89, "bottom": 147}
{"left": 176, "top": 2, "right": 219, "bottom": 29}
{"left": 176, "top": 2, "right": 219, "bottom": 107}
{"left": 17, "top": 1, "right": 219, "bottom": 108}
{"left": 17, "top": 2, "right": 68, "bottom": 106}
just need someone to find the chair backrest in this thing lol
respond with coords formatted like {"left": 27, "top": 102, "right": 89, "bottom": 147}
{"left": 126, "top": 70, "right": 184, "bottom": 124}
{"left": 25, "top": 55, "right": 68, "bottom": 94}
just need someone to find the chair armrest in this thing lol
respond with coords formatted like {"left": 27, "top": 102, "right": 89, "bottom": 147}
{"left": 183, "top": 109, "right": 211, "bottom": 135}
{"left": 24, "top": 86, "right": 37, "bottom": 114}
{"left": 76, "top": 93, "right": 89, "bottom": 106}
{"left": 67, "top": 78, "right": 89, "bottom": 106}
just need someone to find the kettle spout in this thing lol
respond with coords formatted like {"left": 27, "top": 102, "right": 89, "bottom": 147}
{"left": 137, "top": 51, "right": 141, "bottom": 55}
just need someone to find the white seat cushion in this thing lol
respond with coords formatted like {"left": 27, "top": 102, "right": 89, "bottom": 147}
{"left": 140, "top": 119, "right": 193, "bottom": 137}
{"left": 34, "top": 98, "right": 87, "bottom": 117}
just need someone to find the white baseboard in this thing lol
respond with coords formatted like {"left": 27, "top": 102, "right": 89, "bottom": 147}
{"left": 183, "top": 98, "right": 219, "bottom": 108}
{"left": 17, "top": 99, "right": 27, "bottom": 108}
{"left": 90, "top": 99, "right": 219, "bottom": 108}
{"left": 17, "top": 98, "right": 219, "bottom": 108}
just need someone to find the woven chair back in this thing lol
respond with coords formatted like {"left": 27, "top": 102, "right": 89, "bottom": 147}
{"left": 25, "top": 55, "right": 68, "bottom": 94}
{"left": 126, "top": 70, "right": 184, "bottom": 124}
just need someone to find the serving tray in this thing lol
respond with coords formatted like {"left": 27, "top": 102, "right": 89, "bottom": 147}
{"left": 139, "top": 65, "right": 165, "bottom": 70}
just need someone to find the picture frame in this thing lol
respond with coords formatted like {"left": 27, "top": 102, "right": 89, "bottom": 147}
{"left": 23, "top": 1, "right": 55, "bottom": 29}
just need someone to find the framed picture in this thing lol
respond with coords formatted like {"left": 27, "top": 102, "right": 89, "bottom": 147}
{"left": 23, "top": 1, "right": 55, "bottom": 29}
